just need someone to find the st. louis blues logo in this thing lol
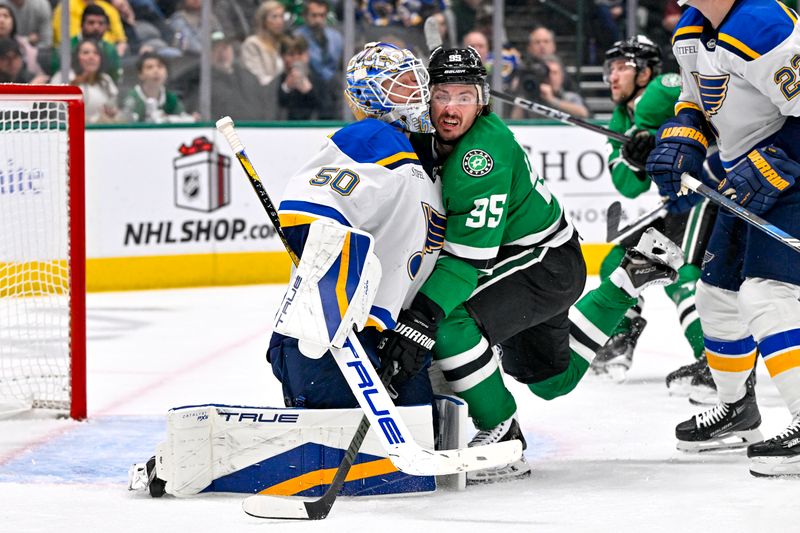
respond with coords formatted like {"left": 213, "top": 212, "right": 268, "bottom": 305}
{"left": 407, "top": 203, "right": 446, "bottom": 279}
{"left": 692, "top": 72, "right": 730, "bottom": 116}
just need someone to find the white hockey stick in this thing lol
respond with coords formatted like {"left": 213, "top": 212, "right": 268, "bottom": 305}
{"left": 681, "top": 173, "right": 800, "bottom": 254}
{"left": 216, "top": 117, "right": 522, "bottom": 518}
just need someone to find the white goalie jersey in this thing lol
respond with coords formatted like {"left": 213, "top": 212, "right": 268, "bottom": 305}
{"left": 672, "top": 1, "right": 800, "bottom": 166}
{"left": 277, "top": 118, "right": 445, "bottom": 331}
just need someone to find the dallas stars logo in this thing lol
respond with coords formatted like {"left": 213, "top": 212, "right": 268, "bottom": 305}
{"left": 462, "top": 149, "right": 493, "bottom": 177}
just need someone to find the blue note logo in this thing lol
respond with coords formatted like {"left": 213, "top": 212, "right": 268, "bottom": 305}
{"left": 692, "top": 72, "right": 730, "bottom": 116}
{"left": 407, "top": 203, "right": 446, "bottom": 279}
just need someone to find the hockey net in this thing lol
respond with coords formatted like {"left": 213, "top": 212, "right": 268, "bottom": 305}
{"left": 0, "top": 84, "right": 86, "bottom": 420}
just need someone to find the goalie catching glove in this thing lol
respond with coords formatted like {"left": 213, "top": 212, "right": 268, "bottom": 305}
{"left": 378, "top": 294, "right": 443, "bottom": 384}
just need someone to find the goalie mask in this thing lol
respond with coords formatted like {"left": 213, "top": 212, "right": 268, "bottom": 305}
{"left": 345, "top": 42, "right": 432, "bottom": 133}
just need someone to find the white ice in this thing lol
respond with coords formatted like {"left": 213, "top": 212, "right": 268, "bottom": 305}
{"left": 1, "top": 280, "right": 796, "bottom": 533}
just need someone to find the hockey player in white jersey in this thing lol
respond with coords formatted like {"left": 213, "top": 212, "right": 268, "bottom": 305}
{"left": 128, "top": 43, "right": 450, "bottom": 499}
{"left": 646, "top": 0, "right": 800, "bottom": 476}
{"left": 268, "top": 41, "right": 446, "bottom": 409}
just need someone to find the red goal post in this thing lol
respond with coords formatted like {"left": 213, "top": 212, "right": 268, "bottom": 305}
{"left": 0, "top": 84, "right": 86, "bottom": 420}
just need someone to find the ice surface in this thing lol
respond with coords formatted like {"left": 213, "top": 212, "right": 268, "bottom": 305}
{"left": 1, "top": 281, "right": 796, "bottom": 533}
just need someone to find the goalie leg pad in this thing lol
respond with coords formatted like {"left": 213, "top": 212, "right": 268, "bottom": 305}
{"left": 155, "top": 403, "right": 437, "bottom": 497}
{"left": 273, "top": 219, "right": 382, "bottom": 358}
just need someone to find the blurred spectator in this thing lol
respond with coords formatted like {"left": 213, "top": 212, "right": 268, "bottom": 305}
{"left": 0, "top": 36, "right": 31, "bottom": 81}
{"left": 662, "top": 0, "right": 681, "bottom": 34}
{"left": 591, "top": 0, "right": 623, "bottom": 55}
{"left": 50, "top": 5, "right": 122, "bottom": 81}
{"left": 449, "top": 0, "right": 489, "bottom": 42}
{"left": 537, "top": 54, "right": 589, "bottom": 119}
{"left": 167, "top": 0, "right": 221, "bottom": 55}
{"left": 121, "top": 50, "right": 193, "bottom": 122}
{"left": 53, "top": 0, "right": 128, "bottom": 57}
{"left": 0, "top": 0, "right": 53, "bottom": 47}
{"left": 527, "top": 25, "right": 555, "bottom": 60}
{"left": 294, "top": 0, "right": 340, "bottom": 82}
{"left": 277, "top": 34, "right": 331, "bottom": 120}
{"left": 293, "top": 0, "right": 340, "bottom": 117}
{"left": 0, "top": 4, "right": 47, "bottom": 82}
{"left": 242, "top": 0, "right": 286, "bottom": 86}
{"left": 462, "top": 29, "right": 487, "bottom": 58}
{"left": 212, "top": 0, "right": 260, "bottom": 43}
{"left": 50, "top": 39, "right": 120, "bottom": 123}
{"left": 363, "top": 0, "right": 399, "bottom": 26}
{"left": 462, "top": 29, "right": 520, "bottom": 97}
{"left": 204, "top": 31, "right": 277, "bottom": 121}
{"left": 397, "top": 0, "right": 445, "bottom": 27}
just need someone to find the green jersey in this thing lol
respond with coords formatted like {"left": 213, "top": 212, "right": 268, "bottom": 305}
{"left": 607, "top": 73, "right": 681, "bottom": 198}
{"left": 418, "top": 112, "right": 574, "bottom": 316}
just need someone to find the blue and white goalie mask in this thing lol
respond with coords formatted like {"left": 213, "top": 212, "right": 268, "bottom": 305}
{"left": 345, "top": 42, "right": 432, "bottom": 133}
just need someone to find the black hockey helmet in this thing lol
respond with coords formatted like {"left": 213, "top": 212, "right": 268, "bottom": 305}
{"left": 603, "top": 34, "right": 662, "bottom": 82}
{"left": 428, "top": 46, "right": 490, "bottom": 105}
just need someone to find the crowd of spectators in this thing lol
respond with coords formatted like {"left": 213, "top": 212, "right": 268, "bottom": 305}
{"left": 0, "top": 0, "right": 694, "bottom": 124}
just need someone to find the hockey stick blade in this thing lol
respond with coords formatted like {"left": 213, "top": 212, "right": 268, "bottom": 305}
{"left": 605, "top": 201, "right": 623, "bottom": 242}
{"left": 681, "top": 173, "right": 800, "bottom": 254}
{"left": 388, "top": 439, "right": 522, "bottom": 476}
{"left": 243, "top": 495, "right": 318, "bottom": 520}
{"left": 606, "top": 201, "right": 668, "bottom": 244}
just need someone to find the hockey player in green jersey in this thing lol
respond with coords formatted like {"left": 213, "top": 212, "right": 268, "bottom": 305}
{"left": 591, "top": 35, "right": 719, "bottom": 398}
{"left": 377, "top": 46, "right": 686, "bottom": 483}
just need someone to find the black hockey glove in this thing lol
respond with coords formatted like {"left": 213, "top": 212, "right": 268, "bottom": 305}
{"left": 621, "top": 129, "right": 656, "bottom": 172}
{"left": 377, "top": 308, "right": 437, "bottom": 384}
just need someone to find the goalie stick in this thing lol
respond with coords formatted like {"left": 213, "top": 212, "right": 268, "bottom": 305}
{"left": 681, "top": 173, "right": 800, "bottom": 254}
{"left": 606, "top": 201, "right": 668, "bottom": 244}
{"left": 216, "top": 117, "right": 523, "bottom": 520}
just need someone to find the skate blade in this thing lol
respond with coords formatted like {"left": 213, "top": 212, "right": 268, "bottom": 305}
{"left": 749, "top": 455, "right": 800, "bottom": 477}
{"left": 677, "top": 428, "right": 764, "bottom": 453}
{"left": 689, "top": 387, "right": 719, "bottom": 405}
{"left": 667, "top": 383, "right": 692, "bottom": 397}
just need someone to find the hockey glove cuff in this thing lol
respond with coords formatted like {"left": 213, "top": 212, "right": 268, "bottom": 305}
{"left": 646, "top": 115, "right": 709, "bottom": 198}
{"left": 723, "top": 146, "right": 799, "bottom": 215}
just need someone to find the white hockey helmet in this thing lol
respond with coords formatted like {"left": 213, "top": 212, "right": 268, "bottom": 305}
{"left": 345, "top": 42, "right": 432, "bottom": 133}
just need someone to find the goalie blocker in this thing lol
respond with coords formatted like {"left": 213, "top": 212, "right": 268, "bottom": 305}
{"left": 128, "top": 397, "right": 468, "bottom": 497}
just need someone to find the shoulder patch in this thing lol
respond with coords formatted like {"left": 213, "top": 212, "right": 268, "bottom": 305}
{"left": 462, "top": 149, "right": 494, "bottom": 177}
{"left": 661, "top": 73, "right": 681, "bottom": 88}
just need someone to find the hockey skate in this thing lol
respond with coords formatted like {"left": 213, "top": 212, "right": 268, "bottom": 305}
{"left": 591, "top": 316, "right": 647, "bottom": 382}
{"left": 748, "top": 413, "right": 800, "bottom": 477}
{"left": 666, "top": 355, "right": 717, "bottom": 402}
{"left": 609, "top": 228, "right": 684, "bottom": 298}
{"left": 675, "top": 378, "right": 762, "bottom": 453}
{"left": 466, "top": 415, "right": 531, "bottom": 485}
{"left": 128, "top": 456, "right": 166, "bottom": 497}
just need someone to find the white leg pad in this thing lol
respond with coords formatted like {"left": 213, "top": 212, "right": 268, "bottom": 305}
{"left": 155, "top": 403, "right": 436, "bottom": 497}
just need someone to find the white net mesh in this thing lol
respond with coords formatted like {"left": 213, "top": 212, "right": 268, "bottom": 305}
{"left": 0, "top": 99, "right": 72, "bottom": 413}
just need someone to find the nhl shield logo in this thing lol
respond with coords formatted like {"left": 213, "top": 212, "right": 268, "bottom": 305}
{"left": 462, "top": 149, "right": 493, "bottom": 177}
